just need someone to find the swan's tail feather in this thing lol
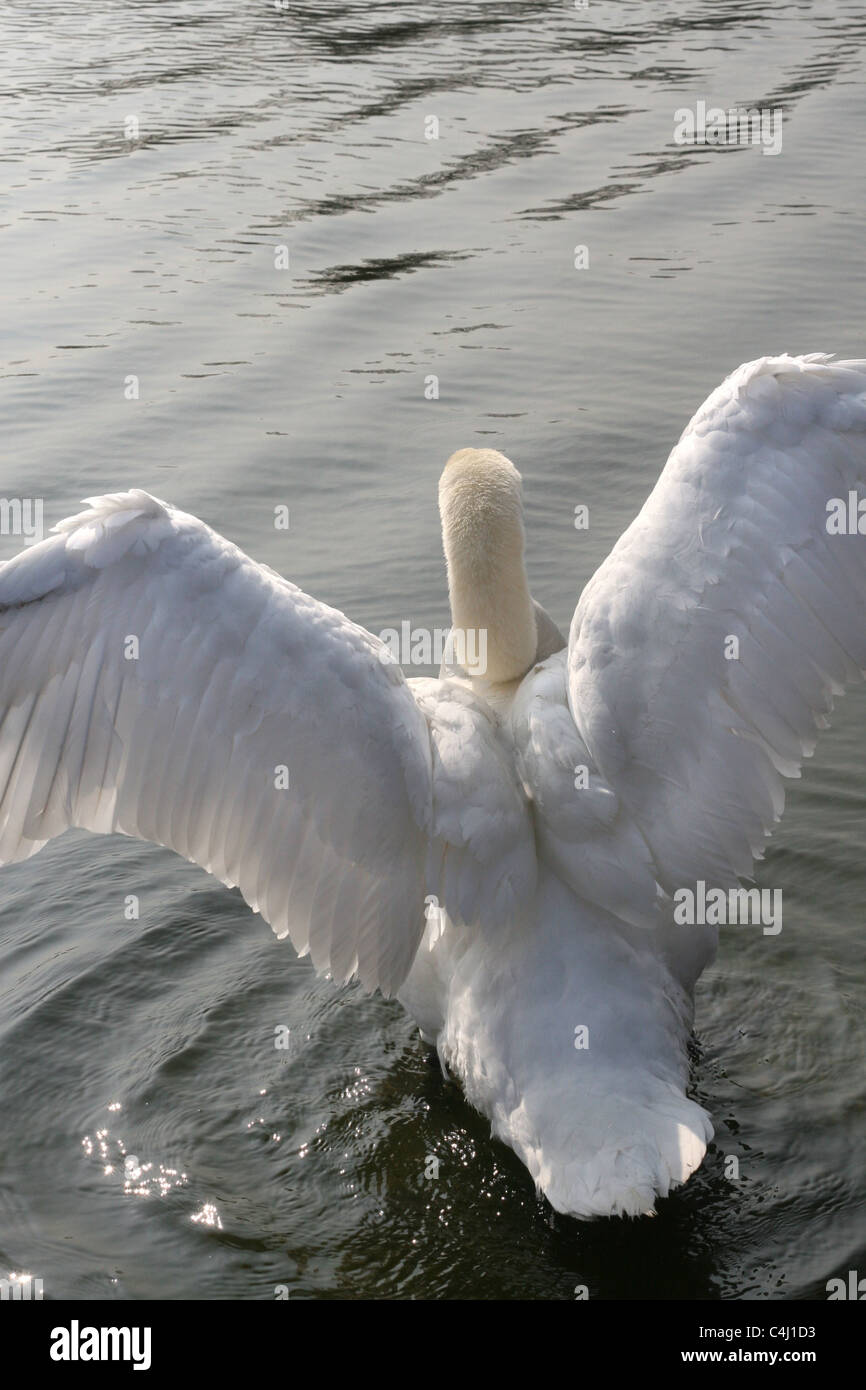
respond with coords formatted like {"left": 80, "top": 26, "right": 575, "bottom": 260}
{"left": 426, "top": 868, "right": 711, "bottom": 1219}
{"left": 516, "top": 1089, "right": 713, "bottom": 1220}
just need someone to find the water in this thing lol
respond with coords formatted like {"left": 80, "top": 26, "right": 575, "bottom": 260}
{"left": 1, "top": 0, "right": 865, "bottom": 1299}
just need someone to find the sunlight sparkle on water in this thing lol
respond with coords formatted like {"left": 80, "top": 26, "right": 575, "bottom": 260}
{"left": 191, "top": 1202, "right": 223, "bottom": 1229}
{"left": 82, "top": 1112, "right": 188, "bottom": 1199}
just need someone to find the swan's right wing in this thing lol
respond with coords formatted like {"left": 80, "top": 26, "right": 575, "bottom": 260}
{"left": 0, "top": 491, "right": 440, "bottom": 995}
{"left": 568, "top": 354, "right": 866, "bottom": 898}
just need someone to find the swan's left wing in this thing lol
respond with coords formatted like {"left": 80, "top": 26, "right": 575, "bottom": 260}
{"left": 568, "top": 354, "right": 866, "bottom": 897}
{"left": 0, "top": 491, "right": 536, "bottom": 995}
{"left": 0, "top": 491, "right": 443, "bottom": 996}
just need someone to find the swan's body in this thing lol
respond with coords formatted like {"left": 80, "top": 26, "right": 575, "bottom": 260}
{"left": 1, "top": 353, "right": 865, "bottom": 1217}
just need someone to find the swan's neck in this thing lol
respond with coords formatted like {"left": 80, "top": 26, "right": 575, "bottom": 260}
{"left": 439, "top": 450, "right": 538, "bottom": 685}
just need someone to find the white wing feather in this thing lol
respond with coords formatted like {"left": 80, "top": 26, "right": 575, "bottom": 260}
{"left": 568, "top": 354, "right": 866, "bottom": 896}
{"left": 0, "top": 489, "right": 527, "bottom": 996}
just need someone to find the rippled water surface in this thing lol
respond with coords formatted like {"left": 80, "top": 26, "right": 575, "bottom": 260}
{"left": 2, "top": 0, "right": 866, "bottom": 1299}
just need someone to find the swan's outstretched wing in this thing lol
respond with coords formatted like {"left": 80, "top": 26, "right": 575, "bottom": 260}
{"left": 0, "top": 491, "right": 531, "bottom": 995}
{"left": 569, "top": 354, "right": 866, "bottom": 896}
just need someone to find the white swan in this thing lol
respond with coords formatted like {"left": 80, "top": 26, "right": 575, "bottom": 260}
{"left": 1, "top": 353, "right": 865, "bottom": 1218}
